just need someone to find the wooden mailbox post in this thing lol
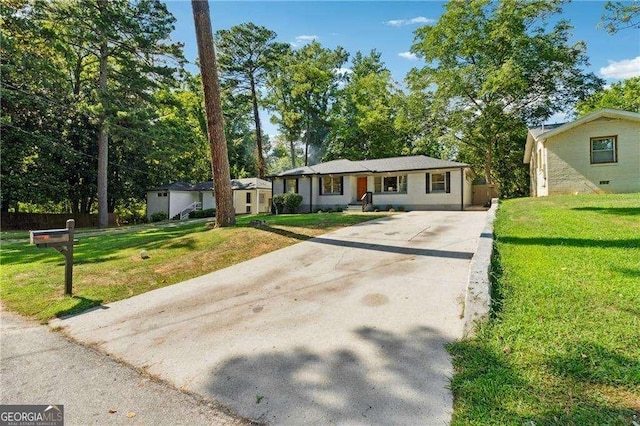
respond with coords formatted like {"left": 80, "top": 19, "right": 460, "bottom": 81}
{"left": 30, "top": 219, "right": 75, "bottom": 296}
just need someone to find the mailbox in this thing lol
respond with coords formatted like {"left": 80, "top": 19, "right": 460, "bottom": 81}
{"left": 29, "top": 219, "right": 75, "bottom": 296}
{"left": 30, "top": 229, "right": 70, "bottom": 246}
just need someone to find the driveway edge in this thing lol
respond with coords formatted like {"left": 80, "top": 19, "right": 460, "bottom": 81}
{"left": 463, "top": 198, "right": 499, "bottom": 337}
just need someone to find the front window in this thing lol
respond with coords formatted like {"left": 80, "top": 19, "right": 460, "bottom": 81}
{"left": 431, "top": 173, "right": 446, "bottom": 193}
{"left": 285, "top": 178, "right": 297, "bottom": 193}
{"left": 321, "top": 176, "right": 342, "bottom": 195}
{"left": 374, "top": 175, "right": 407, "bottom": 193}
{"left": 246, "top": 192, "right": 252, "bottom": 203}
{"left": 591, "top": 136, "right": 617, "bottom": 164}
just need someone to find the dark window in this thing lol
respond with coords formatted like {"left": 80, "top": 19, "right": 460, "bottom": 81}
{"left": 591, "top": 136, "right": 617, "bottom": 164}
{"left": 246, "top": 192, "right": 251, "bottom": 203}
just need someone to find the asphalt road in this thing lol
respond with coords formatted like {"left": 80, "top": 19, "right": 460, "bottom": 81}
{"left": 54, "top": 211, "right": 487, "bottom": 425}
{"left": 0, "top": 307, "right": 249, "bottom": 426}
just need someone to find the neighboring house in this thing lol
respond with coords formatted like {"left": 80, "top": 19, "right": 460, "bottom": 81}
{"left": 524, "top": 108, "right": 640, "bottom": 197}
{"left": 146, "top": 178, "right": 272, "bottom": 220}
{"left": 270, "top": 155, "right": 473, "bottom": 212}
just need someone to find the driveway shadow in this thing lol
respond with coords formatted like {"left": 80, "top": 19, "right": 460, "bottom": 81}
{"left": 207, "top": 326, "right": 453, "bottom": 424}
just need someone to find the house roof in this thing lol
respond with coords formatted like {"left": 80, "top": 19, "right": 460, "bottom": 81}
{"left": 148, "top": 178, "right": 271, "bottom": 192}
{"left": 272, "top": 155, "right": 468, "bottom": 177}
{"left": 524, "top": 108, "right": 640, "bottom": 163}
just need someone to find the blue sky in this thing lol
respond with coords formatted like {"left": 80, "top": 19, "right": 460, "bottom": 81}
{"left": 164, "top": 1, "right": 640, "bottom": 130}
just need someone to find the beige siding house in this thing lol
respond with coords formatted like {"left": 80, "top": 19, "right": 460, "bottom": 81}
{"left": 524, "top": 109, "right": 640, "bottom": 197}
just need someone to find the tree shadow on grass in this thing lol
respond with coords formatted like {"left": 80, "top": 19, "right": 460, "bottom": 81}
{"left": 449, "top": 339, "right": 639, "bottom": 424}
{"left": 498, "top": 236, "right": 640, "bottom": 249}
{"left": 572, "top": 206, "right": 640, "bottom": 216}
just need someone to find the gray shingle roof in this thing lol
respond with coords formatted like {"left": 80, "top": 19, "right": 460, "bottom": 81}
{"left": 149, "top": 178, "right": 271, "bottom": 192}
{"left": 272, "top": 155, "right": 468, "bottom": 177}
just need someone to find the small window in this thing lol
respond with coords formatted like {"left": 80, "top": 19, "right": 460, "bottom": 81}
{"left": 285, "top": 178, "right": 298, "bottom": 193}
{"left": 373, "top": 175, "right": 407, "bottom": 193}
{"left": 157, "top": 192, "right": 167, "bottom": 197}
{"left": 246, "top": 192, "right": 252, "bottom": 203}
{"left": 426, "top": 172, "right": 451, "bottom": 194}
{"left": 246, "top": 205, "right": 251, "bottom": 213}
{"left": 259, "top": 193, "right": 265, "bottom": 203}
{"left": 321, "top": 176, "right": 342, "bottom": 195}
{"left": 591, "top": 136, "right": 617, "bottom": 164}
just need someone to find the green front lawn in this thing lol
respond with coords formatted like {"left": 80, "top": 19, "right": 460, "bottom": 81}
{"left": 1, "top": 213, "right": 383, "bottom": 321}
{"left": 450, "top": 193, "right": 640, "bottom": 424}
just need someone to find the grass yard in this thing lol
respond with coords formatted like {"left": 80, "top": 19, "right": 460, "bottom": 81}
{"left": 1, "top": 213, "right": 383, "bottom": 321}
{"left": 450, "top": 193, "right": 640, "bottom": 425}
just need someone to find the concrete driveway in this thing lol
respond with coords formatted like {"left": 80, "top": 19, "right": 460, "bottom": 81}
{"left": 54, "top": 210, "right": 487, "bottom": 425}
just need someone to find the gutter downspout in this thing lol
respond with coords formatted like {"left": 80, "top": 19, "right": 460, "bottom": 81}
{"left": 309, "top": 176, "right": 313, "bottom": 214}
{"left": 167, "top": 190, "right": 171, "bottom": 219}
{"left": 460, "top": 167, "right": 464, "bottom": 211}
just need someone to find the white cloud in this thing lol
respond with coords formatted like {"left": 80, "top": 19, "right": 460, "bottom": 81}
{"left": 384, "top": 16, "right": 434, "bottom": 27}
{"left": 291, "top": 34, "right": 319, "bottom": 47}
{"left": 599, "top": 56, "right": 640, "bottom": 79}
{"left": 398, "top": 51, "right": 418, "bottom": 61}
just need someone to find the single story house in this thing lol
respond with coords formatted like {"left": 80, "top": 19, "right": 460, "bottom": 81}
{"left": 270, "top": 155, "right": 473, "bottom": 212}
{"left": 146, "top": 178, "right": 272, "bottom": 220}
{"left": 524, "top": 108, "right": 640, "bottom": 197}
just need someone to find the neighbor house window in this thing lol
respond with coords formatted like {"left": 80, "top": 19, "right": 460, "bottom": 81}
{"left": 246, "top": 192, "right": 252, "bottom": 203}
{"left": 590, "top": 136, "right": 617, "bottom": 164}
{"left": 373, "top": 175, "right": 407, "bottom": 193}
{"left": 426, "top": 172, "right": 451, "bottom": 194}
{"left": 321, "top": 176, "right": 343, "bottom": 195}
{"left": 157, "top": 192, "right": 167, "bottom": 197}
{"left": 259, "top": 193, "right": 265, "bottom": 203}
{"left": 284, "top": 178, "right": 298, "bottom": 193}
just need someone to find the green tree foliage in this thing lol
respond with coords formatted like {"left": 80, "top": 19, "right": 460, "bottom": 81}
{"left": 2, "top": 0, "right": 193, "bottom": 217}
{"left": 215, "top": 23, "right": 289, "bottom": 178}
{"left": 575, "top": 77, "right": 640, "bottom": 115}
{"left": 269, "top": 42, "right": 348, "bottom": 166}
{"left": 325, "top": 50, "right": 406, "bottom": 161}
{"left": 410, "top": 0, "right": 603, "bottom": 195}
{"left": 601, "top": 1, "right": 640, "bottom": 33}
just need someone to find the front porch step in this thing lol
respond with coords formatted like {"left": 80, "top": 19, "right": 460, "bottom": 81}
{"left": 346, "top": 203, "right": 363, "bottom": 212}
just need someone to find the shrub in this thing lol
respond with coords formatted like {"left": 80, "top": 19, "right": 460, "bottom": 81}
{"left": 283, "top": 193, "right": 303, "bottom": 213}
{"left": 273, "top": 194, "right": 286, "bottom": 214}
{"left": 325, "top": 207, "right": 334, "bottom": 213}
{"left": 397, "top": 206, "right": 405, "bottom": 212}
{"left": 385, "top": 204, "right": 393, "bottom": 211}
{"left": 150, "top": 211, "right": 167, "bottom": 222}
{"left": 335, "top": 206, "right": 344, "bottom": 212}
{"left": 189, "top": 208, "right": 216, "bottom": 219}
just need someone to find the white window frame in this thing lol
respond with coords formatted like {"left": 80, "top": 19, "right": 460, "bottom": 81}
{"left": 373, "top": 175, "right": 407, "bottom": 194}
{"left": 431, "top": 173, "right": 446, "bottom": 193}
{"left": 321, "top": 176, "right": 342, "bottom": 195}
{"left": 590, "top": 136, "right": 617, "bottom": 164}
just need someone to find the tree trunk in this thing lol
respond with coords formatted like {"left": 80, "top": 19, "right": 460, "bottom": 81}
{"left": 97, "top": 0, "right": 109, "bottom": 228}
{"left": 289, "top": 138, "right": 296, "bottom": 169}
{"left": 191, "top": 0, "right": 235, "bottom": 227}
{"left": 484, "top": 143, "right": 493, "bottom": 185}
{"left": 249, "top": 77, "right": 265, "bottom": 178}
{"left": 97, "top": 45, "right": 109, "bottom": 227}
{"left": 304, "top": 119, "right": 310, "bottom": 166}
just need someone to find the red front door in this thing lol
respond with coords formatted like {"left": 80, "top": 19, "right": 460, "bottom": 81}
{"left": 357, "top": 177, "right": 367, "bottom": 200}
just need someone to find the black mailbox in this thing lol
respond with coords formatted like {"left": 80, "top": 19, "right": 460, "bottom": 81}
{"left": 29, "top": 219, "right": 75, "bottom": 295}
{"left": 30, "top": 229, "right": 70, "bottom": 246}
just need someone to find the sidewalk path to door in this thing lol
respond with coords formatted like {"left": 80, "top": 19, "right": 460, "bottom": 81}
{"left": 53, "top": 210, "right": 487, "bottom": 425}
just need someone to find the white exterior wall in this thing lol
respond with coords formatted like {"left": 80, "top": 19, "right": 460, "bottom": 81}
{"left": 201, "top": 192, "right": 215, "bottom": 210}
{"left": 463, "top": 169, "right": 473, "bottom": 206}
{"left": 313, "top": 176, "right": 354, "bottom": 210}
{"left": 146, "top": 191, "right": 169, "bottom": 220}
{"left": 169, "top": 191, "right": 198, "bottom": 219}
{"left": 368, "top": 170, "right": 465, "bottom": 210}
{"left": 545, "top": 118, "right": 640, "bottom": 195}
